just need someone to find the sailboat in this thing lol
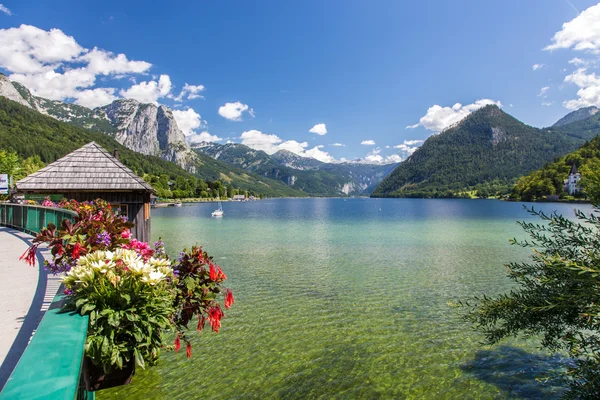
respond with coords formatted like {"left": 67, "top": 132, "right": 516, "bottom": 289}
{"left": 211, "top": 195, "right": 224, "bottom": 217}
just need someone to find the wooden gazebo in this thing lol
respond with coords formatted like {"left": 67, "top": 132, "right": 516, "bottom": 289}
{"left": 16, "top": 142, "right": 154, "bottom": 242}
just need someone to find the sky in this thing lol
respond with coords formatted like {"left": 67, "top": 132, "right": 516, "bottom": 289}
{"left": 0, "top": 0, "right": 600, "bottom": 164}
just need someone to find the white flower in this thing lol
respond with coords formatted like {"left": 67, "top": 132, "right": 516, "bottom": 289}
{"left": 141, "top": 270, "right": 166, "bottom": 285}
{"left": 149, "top": 257, "right": 171, "bottom": 268}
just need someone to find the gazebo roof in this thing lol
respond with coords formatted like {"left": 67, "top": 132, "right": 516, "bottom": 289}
{"left": 16, "top": 142, "right": 154, "bottom": 192}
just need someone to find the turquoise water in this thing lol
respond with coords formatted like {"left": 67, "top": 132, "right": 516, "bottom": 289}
{"left": 101, "top": 198, "right": 593, "bottom": 399}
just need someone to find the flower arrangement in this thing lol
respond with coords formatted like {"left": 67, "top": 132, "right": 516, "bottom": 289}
{"left": 62, "top": 249, "right": 175, "bottom": 371}
{"left": 20, "top": 199, "right": 234, "bottom": 388}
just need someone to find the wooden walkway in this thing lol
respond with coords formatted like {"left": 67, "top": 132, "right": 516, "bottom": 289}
{"left": 0, "top": 227, "right": 61, "bottom": 391}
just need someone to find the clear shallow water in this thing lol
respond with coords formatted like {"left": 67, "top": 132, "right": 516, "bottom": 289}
{"left": 101, "top": 198, "right": 593, "bottom": 399}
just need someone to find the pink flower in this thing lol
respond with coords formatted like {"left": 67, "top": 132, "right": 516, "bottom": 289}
{"left": 121, "top": 229, "right": 131, "bottom": 239}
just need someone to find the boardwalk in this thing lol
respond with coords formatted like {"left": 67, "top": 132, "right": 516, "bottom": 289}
{"left": 0, "top": 227, "right": 61, "bottom": 391}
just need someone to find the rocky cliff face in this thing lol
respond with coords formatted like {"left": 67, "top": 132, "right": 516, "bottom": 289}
{"left": 0, "top": 74, "right": 33, "bottom": 108}
{"left": 0, "top": 75, "right": 197, "bottom": 172}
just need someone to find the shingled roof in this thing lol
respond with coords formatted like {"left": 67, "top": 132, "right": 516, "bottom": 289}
{"left": 16, "top": 142, "right": 154, "bottom": 191}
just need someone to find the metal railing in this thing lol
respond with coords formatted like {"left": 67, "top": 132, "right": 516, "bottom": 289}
{"left": 0, "top": 204, "right": 93, "bottom": 400}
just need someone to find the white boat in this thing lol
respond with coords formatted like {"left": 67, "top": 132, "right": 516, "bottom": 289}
{"left": 211, "top": 196, "right": 224, "bottom": 217}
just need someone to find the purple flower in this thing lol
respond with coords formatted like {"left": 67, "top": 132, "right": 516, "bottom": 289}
{"left": 96, "top": 231, "right": 111, "bottom": 247}
{"left": 154, "top": 240, "right": 166, "bottom": 256}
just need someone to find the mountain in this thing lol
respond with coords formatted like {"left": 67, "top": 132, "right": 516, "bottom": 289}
{"left": 372, "top": 105, "right": 600, "bottom": 198}
{"left": 513, "top": 111, "right": 600, "bottom": 200}
{"left": 193, "top": 142, "right": 398, "bottom": 196}
{"left": 552, "top": 106, "right": 600, "bottom": 128}
{"left": 1, "top": 74, "right": 195, "bottom": 171}
{"left": 270, "top": 150, "right": 325, "bottom": 170}
{"left": 0, "top": 96, "right": 307, "bottom": 198}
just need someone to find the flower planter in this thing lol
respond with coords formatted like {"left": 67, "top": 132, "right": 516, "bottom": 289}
{"left": 82, "top": 356, "right": 135, "bottom": 392}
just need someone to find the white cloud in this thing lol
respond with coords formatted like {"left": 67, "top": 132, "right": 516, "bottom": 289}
{"left": 0, "top": 25, "right": 83, "bottom": 74}
{"left": 407, "top": 99, "right": 502, "bottom": 132}
{"left": 304, "top": 146, "right": 335, "bottom": 163}
{"left": 309, "top": 123, "right": 327, "bottom": 135}
{"left": 0, "top": 4, "right": 11, "bottom": 15}
{"left": 532, "top": 63, "right": 545, "bottom": 71}
{"left": 542, "top": 101, "right": 554, "bottom": 106}
{"left": 218, "top": 101, "right": 252, "bottom": 121}
{"left": 119, "top": 74, "right": 172, "bottom": 104}
{"left": 174, "top": 83, "right": 205, "bottom": 101}
{"left": 75, "top": 88, "right": 118, "bottom": 108}
{"left": 386, "top": 154, "right": 402, "bottom": 163}
{"left": 394, "top": 144, "right": 419, "bottom": 156}
{"left": 0, "top": 24, "right": 165, "bottom": 107}
{"left": 563, "top": 68, "right": 600, "bottom": 109}
{"left": 81, "top": 48, "right": 152, "bottom": 75}
{"left": 278, "top": 139, "right": 309, "bottom": 154}
{"left": 361, "top": 140, "right": 376, "bottom": 145}
{"left": 403, "top": 139, "right": 424, "bottom": 146}
{"left": 240, "top": 129, "right": 335, "bottom": 162}
{"left": 240, "top": 130, "right": 284, "bottom": 153}
{"left": 188, "top": 131, "right": 222, "bottom": 143}
{"left": 362, "top": 148, "right": 402, "bottom": 165}
{"left": 545, "top": 3, "right": 600, "bottom": 53}
{"left": 538, "top": 86, "right": 550, "bottom": 97}
{"left": 331, "top": 143, "right": 345, "bottom": 147}
{"left": 172, "top": 108, "right": 204, "bottom": 136}
{"left": 10, "top": 67, "right": 96, "bottom": 100}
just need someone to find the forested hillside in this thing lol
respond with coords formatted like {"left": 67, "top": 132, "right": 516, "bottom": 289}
{"left": 512, "top": 136, "right": 600, "bottom": 201}
{"left": 372, "top": 105, "right": 597, "bottom": 198}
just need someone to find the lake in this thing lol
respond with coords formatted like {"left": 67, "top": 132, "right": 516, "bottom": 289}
{"left": 101, "top": 198, "right": 593, "bottom": 399}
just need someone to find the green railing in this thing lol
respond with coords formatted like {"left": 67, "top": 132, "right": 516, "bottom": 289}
{"left": 0, "top": 203, "right": 76, "bottom": 236}
{"left": 0, "top": 204, "right": 93, "bottom": 400}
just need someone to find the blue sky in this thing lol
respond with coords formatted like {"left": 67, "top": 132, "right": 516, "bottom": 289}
{"left": 1, "top": 0, "right": 600, "bottom": 163}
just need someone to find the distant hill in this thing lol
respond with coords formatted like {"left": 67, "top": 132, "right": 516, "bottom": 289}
{"left": 194, "top": 142, "right": 398, "bottom": 196}
{"left": 0, "top": 97, "right": 306, "bottom": 198}
{"left": 512, "top": 110, "right": 600, "bottom": 201}
{"left": 552, "top": 106, "right": 600, "bottom": 128}
{"left": 372, "top": 105, "right": 599, "bottom": 198}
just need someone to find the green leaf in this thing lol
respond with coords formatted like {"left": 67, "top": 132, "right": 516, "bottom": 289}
{"left": 134, "top": 348, "right": 145, "bottom": 370}
{"left": 81, "top": 303, "right": 95, "bottom": 315}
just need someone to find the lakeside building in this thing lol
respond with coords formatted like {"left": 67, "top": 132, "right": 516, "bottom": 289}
{"left": 232, "top": 195, "right": 246, "bottom": 201}
{"left": 563, "top": 164, "right": 582, "bottom": 195}
{"left": 15, "top": 142, "right": 154, "bottom": 241}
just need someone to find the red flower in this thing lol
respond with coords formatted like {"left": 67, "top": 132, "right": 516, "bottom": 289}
{"left": 71, "top": 242, "right": 84, "bottom": 260}
{"left": 54, "top": 244, "right": 64, "bottom": 256}
{"left": 197, "top": 314, "right": 205, "bottom": 331}
{"left": 209, "top": 262, "right": 217, "bottom": 281}
{"left": 224, "top": 288, "right": 234, "bottom": 309}
{"left": 217, "top": 266, "right": 227, "bottom": 281}
{"left": 20, "top": 245, "right": 38, "bottom": 267}
{"left": 174, "top": 335, "right": 181, "bottom": 352}
{"left": 186, "top": 342, "right": 192, "bottom": 359}
{"left": 208, "top": 305, "right": 224, "bottom": 333}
